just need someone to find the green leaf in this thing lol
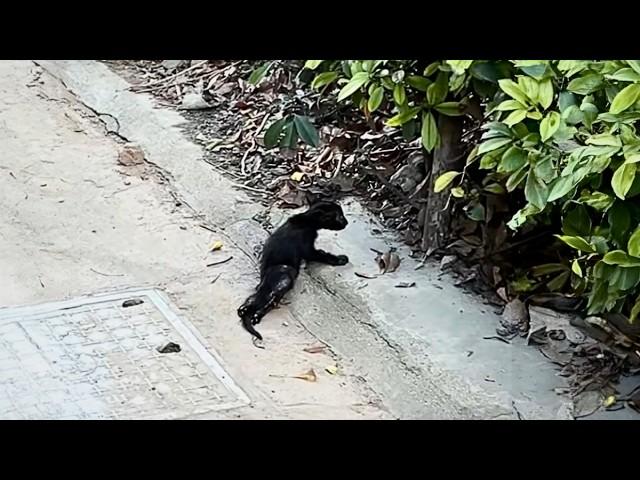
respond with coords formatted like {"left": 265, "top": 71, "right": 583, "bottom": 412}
{"left": 503, "top": 109, "right": 527, "bottom": 127}
{"left": 559, "top": 91, "right": 578, "bottom": 112}
{"left": 421, "top": 111, "right": 439, "bottom": 152}
{"left": 507, "top": 204, "right": 540, "bottom": 229}
{"left": 263, "top": 118, "right": 287, "bottom": 149}
{"left": 368, "top": 86, "right": 384, "bottom": 112}
{"left": 423, "top": 62, "right": 440, "bottom": 77}
{"left": 547, "top": 271, "right": 570, "bottom": 291}
{"left": 498, "top": 146, "right": 527, "bottom": 173}
{"left": 540, "top": 111, "right": 561, "bottom": 142}
{"left": 610, "top": 83, "right": 640, "bottom": 115}
{"left": 626, "top": 60, "right": 640, "bottom": 76}
{"left": 630, "top": 294, "right": 640, "bottom": 323}
{"left": 434, "top": 102, "right": 464, "bottom": 116}
{"left": 337, "top": 72, "right": 370, "bottom": 101}
{"left": 556, "top": 235, "right": 595, "bottom": 253}
{"left": 563, "top": 205, "right": 592, "bottom": 237}
{"left": 506, "top": 165, "right": 528, "bottom": 192}
{"left": 518, "top": 76, "right": 539, "bottom": 103}
{"left": 498, "top": 79, "right": 530, "bottom": 105}
{"left": 525, "top": 169, "right": 549, "bottom": 210}
{"left": 451, "top": 187, "right": 465, "bottom": 198}
{"left": 434, "top": 170, "right": 461, "bottom": 193}
{"left": 603, "top": 250, "right": 640, "bottom": 267}
{"left": 304, "top": 60, "right": 323, "bottom": 70}
{"left": 606, "top": 68, "right": 640, "bottom": 83}
{"left": 571, "top": 259, "right": 583, "bottom": 277}
{"left": 293, "top": 115, "right": 319, "bottom": 148}
{"left": 495, "top": 100, "right": 526, "bottom": 111}
{"left": 547, "top": 172, "right": 584, "bottom": 202}
{"left": 562, "top": 105, "right": 584, "bottom": 125}
{"left": 531, "top": 263, "right": 568, "bottom": 277}
{"left": 608, "top": 201, "right": 631, "bottom": 247}
{"left": 478, "top": 137, "right": 512, "bottom": 155}
{"left": 483, "top": 183, "right": 505, "bottom": 194}
{"left": 628, "top": 227, "right": 640, "bottom": 257}
{"left": 579, "top": 190, "right": 614, "bottom": 211}
{"left": 538, "top": 78, "right": 554, "bottom": 109}
{"left": 612, "top": 162, "right": 637, "bottom": 199}
{"left": 248, "top": 62, "right": 273, "bottom": 85}
{"left": 393, "top": 84, "right": 406, "bottom": 106}
{"left": 311, "top": 71, "right": 339, "bottom": 89}
{"left": 280, "top": 121, "right": 298, "bottom": 149}
{"left": 567, "top": 74, "right": 603, "bottom": 95}
{"left": 586, "top": 134, "right": 622, "bottom": 147}
{"left": 426, "top": 72, "right": 449, "bottom": 105}
{"left": 406, "top": 75, "right": 431, "bottom": 92}
{"left": 446, "top": 60, "right": 473, "bottom": 75}
{"left": 466, "top": 203, "right": 485, "bottom": 221}
{"left": 386, "top": 106, "right": 421, "bottom": 127}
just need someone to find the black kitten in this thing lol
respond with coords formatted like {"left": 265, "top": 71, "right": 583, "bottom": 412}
{"left": 238, "top": 201, "right": 349, "bottom": 341}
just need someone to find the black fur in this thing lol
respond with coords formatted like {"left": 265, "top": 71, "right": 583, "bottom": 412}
{"left": 238, "top": 201, "right": 349, "bottom": 340}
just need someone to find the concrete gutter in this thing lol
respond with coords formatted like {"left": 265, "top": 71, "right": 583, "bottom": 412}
{"left": 37, "top": 60, "right": 573, "bottom": 419}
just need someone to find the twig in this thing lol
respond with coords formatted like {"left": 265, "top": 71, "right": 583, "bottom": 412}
{"left": 240, "top": 113, "right": 271, "bottom": 176}
{"left": 210, "top": 273, "right": 222, "bottom": 284}
{"left": 90, "top": 268, "right": 125, "bottom": 277}
{"left": 483, "top": 335, "right": 511, "bottom": 344}
{"left": 198, "top": 223, "right": 216, "bottom": 233}
{"left": 206, "top": 256, "right": 233, "bottom": 267}
{"left": 230, "top": 181, "right": 271, "bottom": 195}
{"left": 129, "top": 61, "right": 208, "bottom": 91}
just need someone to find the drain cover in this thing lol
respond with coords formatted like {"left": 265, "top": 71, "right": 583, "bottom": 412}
{"left": 0, "top": 289, "right": 249, "bottom": 419}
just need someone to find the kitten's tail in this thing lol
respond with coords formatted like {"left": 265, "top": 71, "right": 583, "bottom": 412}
{"left": 241, "top": 316, "right": 263, "bottom": 341}
{"left": 238, "top": 296, "right": 263, "bottom": 341}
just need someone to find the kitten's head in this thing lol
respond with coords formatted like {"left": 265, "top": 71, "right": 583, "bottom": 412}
{"left": 307, "top": 201, "right": 348, "bottom": 230}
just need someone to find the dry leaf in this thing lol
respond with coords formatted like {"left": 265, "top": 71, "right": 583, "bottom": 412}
{"left": 603, "top": 395, "right": 616, "bottom": 408}
{"left": 355, "top": 272, "right": 378, "bottom": 279}
{"left": 293, "top": 368, "right": 317, "bottom": 382}
{"left": 303, "top": 344, "right": 327, "bottom": 354}
{"left": 395, "top": 282, "right": 416, "bottom": 288}
{"left": 290, "top": 171, "right": 305, "bottom": 182}
{"left": 325, "top": 365, "right": 338, "bottom": 375}
{"left": 527, "top": 306, "right": 587, "bottom": 345}
{"left": 209, "top": 240, "right": 223, "bottom": 252}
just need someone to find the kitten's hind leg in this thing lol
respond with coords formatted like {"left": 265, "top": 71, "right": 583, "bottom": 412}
{"left": 251, "top": 265, "right": 297, "bottom": 324}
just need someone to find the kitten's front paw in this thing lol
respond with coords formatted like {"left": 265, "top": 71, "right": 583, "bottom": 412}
{"left": 336, "top": 255, "right": 349, "bottom": 265}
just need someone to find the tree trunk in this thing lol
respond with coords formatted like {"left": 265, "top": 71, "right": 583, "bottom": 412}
{"left": 421, "top": 114, "right": 464, "bottom": 252}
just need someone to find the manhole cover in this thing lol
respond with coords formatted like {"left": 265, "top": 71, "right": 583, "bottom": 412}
{"left": 0, "top": 289, "right": 249, "bottom": 419}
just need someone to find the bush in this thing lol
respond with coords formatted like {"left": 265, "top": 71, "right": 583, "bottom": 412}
{"left": 292, "top": 60, "right": 640, "bottom": 322}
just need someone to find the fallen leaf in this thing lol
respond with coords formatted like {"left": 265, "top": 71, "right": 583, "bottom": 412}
{"left": 496, "top": 287, "right": 509, "bottom": 303}
{"left": 303, "top": 344, "right": 327, "bottom": 354}
{"left": 293, "top": 368, "right": 317, "bottom": 382}
{"left": 180, "top": 92, "right": 211, "bottom": 110}
{"left": 209, "top": 240, "right": 223, "bottom": 252}
{"left": 573, "top": 391, "right": 602, "bottom": 418}
{"left": 355, "top": 272, "right": 378, "bottom": 279}
{"left": 290, "top": 171, "right": 305, "bottom": 182}
{"left": 395, "top": 282, "right": 416, "bottom": 288}
{"left": 528, "top": 306, "right": 587, "bottom": 345}
{"left": 157, "top": 342, "right": 181, "bottom": 354}
{"left": 603, "top": 395, "right": 616, "bottom": 408}
{"left": 440, "top": 255, "right": 457, "bottom": 271}
{"left": 325, "top": 365, "right": 338, "bottom": 375}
